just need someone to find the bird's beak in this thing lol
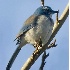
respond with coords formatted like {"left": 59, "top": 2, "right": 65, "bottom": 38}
{"left": 52, "top": 10, "right": 59, "bottom": 14}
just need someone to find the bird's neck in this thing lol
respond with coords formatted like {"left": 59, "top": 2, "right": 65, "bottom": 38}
{"left": 34, "top": 11, "right": 52, "bottom": 18}
{"left": 33, "top": 13, "right": 52, "bottom": 18}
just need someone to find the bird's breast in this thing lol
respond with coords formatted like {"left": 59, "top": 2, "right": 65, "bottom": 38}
{"left": 24, "top": 15, "right": 54, "bottom": 46}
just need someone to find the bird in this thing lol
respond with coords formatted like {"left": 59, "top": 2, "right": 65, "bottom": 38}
{"left": 6, "top": 6, "right": 58, "bottom": 70}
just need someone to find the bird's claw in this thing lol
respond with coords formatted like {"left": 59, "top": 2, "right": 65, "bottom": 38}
{"left": 33, "top": 37, "right": 42, "bottom": 55}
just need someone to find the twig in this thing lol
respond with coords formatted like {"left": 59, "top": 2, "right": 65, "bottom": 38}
{"left": 39, "top": 51, "right": 49, "bottom": 70}
{"left": 21, "top": 3, "right": 69, "bottom": 70}
{"left": 41, "top": 0, "right": 44, "bottom": 6}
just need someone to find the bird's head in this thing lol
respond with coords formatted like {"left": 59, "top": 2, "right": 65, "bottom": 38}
{"left": 34, "top": 6, "right": 58, "bottom": 17}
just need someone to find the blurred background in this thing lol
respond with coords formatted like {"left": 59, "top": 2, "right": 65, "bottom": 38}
{"left": 0, "top": 0, "right": 69, "bottom": 70}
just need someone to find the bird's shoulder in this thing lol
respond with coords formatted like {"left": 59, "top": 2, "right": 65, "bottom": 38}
{"left": 14, "top": 15, "right": 40, "bottom": 41}
{"left": 24, "top": 15, "right": 39, "bottom": 25}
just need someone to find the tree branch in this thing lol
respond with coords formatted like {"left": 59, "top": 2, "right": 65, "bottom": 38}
{"left": 39, "top": 51, "right": 49, "bottom": 70}
{"left": 41, "top": 0, "right": 44, "bottom": 6}
{"left": 21, "top": 3, "right": 69, "bottom": 70}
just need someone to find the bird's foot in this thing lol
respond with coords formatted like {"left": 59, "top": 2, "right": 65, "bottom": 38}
{"left": 33, "top": 37, "right": 42, "bottom": 56}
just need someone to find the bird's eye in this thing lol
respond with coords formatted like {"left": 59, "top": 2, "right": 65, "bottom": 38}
{"left": 47, "top": 9, "right": 50, "bottom": 12}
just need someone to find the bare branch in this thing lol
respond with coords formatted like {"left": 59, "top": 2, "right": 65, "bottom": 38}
{"left": 41, "top": 0, "right": 44, "bottom": 6}
{"left": 21, "top": 3, "right": 69, "bottom": 70}
{"left": 39, "top": 39, "right": 57, "bottom": 70}
{"left": 39, "top": 51, "right": 49, "bottom": 70}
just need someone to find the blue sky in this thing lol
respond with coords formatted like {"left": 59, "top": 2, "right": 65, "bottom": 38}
{"left": 0, "top": 0, "right": 69, "bottom": 70}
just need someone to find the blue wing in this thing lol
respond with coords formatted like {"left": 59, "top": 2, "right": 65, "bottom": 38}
{"left": 14, "top": 15, "right": 38, "bottom": 41}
